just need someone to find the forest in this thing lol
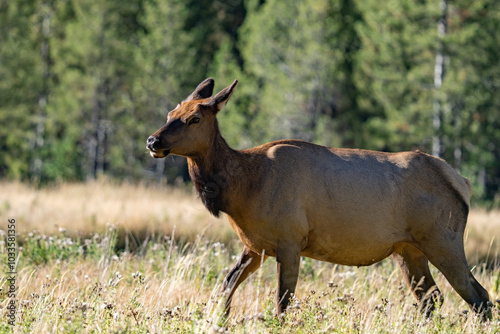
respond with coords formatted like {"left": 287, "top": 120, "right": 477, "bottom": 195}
{"left": 1, "top": 0, "right": 499, "bottom": 205}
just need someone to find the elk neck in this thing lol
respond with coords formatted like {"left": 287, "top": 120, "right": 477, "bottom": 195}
{"left": 187, "top": 120, "right": 244, "bottom": 217}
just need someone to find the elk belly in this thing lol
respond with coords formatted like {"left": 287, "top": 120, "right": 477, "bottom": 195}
{"left": 301, "top": 231, "right": 397, "bottom": 266}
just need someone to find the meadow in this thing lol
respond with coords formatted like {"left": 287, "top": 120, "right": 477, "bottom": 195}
{"left": 1, "top": 181, "right": 499, "bottom": 333}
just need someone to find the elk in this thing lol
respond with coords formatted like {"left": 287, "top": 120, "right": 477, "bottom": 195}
{"left": 147, "top": 78, "right": 490, "bottom": 317}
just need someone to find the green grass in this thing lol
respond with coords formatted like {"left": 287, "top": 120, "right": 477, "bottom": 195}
{"left": 1, "top": 228, "right": 499, "bottom": 333}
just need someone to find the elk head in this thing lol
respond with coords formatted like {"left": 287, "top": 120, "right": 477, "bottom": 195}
{"left": 146, "top": 78, "right": 238, "bottom": 158}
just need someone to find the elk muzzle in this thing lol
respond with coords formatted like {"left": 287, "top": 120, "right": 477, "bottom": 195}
{"left": 146, "top": 135, "right": 170, "bottom": 158}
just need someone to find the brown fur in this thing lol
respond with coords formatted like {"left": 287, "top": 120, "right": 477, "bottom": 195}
{"left": 147, "top": 78, "right": 490, "bottom": 316}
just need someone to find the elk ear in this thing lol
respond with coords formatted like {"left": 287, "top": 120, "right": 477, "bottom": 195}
{"left": 185, "top": 78, "right": 215, "bottom": 101}
{"left": 209, "top": 79, "right": 238, "bottom": 112}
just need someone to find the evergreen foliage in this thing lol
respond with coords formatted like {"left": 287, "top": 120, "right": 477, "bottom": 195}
{"left": 0, "top": 0, "right": 498, "bottom": 204}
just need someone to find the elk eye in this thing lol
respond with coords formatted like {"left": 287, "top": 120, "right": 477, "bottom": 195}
{"left": 188, "top": 117, "right": 200, "bottom": 125}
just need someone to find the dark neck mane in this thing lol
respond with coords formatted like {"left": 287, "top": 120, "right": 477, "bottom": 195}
{"left": 187, "top": 123, "right": 236, "bottom": 217}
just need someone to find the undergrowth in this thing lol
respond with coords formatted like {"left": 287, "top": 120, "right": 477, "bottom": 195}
{"left": 0, "top": 227, "right": 499, "bottom": 333}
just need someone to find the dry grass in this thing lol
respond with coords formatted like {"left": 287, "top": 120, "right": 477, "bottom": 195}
{"left": 1, "top": 180, "right": 499, "bottom": 262}
{"left": 0, "top": 180, "right": 235, "bottom": 245}
{"left": 465, "top": 210, "right": 500, "bottom": 266}
{"left": 1, "top": 181, "right": 499, "bottom": 333}
{"left": 0, "top": 228, "right": 499, "bottom": 333}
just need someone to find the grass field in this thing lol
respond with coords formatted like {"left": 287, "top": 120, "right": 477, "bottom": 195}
{"left": 1, "top": 181, "right": 499, "bottom": 333}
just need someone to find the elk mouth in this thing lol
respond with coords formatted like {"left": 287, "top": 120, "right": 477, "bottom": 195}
{"left": 149, "top": 149, "right": 170, "bottom": 159}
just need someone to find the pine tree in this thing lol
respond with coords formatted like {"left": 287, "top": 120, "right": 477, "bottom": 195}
{"left": 239, "top": 0, "right": 343, "bottom": 145}
{"left": 445, "top": 0, "right": 500, "bottom": 202}
{"left": 355, "top": 0, "right": 440, "bottom": 152}
{"left": 0, "top": 1, "right": 40, "bottom": 179}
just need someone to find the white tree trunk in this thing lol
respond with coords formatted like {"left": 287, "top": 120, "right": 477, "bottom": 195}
{"left": 31, "top": 11, "right": 51, "bottom": 182}
{"left": 432, "top": 0, "right": 447, "bottom": 158}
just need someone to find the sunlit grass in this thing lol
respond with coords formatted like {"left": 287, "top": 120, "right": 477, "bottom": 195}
{"left": 0, "top": 228, "right": 499, "bottom": 333}
{"left": 0, "top": 180, "right": 235, "bottom": 245}
{"left": 1, "top": 181, "right": 499, "bottom": 332}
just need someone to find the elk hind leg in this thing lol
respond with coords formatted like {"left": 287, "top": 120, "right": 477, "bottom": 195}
{"left": 393, "top": 243, "right": 442, "bottom": 316}
{"left": 420, "top": 237, "right": 490, "bottom": 316}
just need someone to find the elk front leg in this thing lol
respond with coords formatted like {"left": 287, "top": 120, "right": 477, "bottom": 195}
{"left": 276, "top": 242, "right": 301, "bottom": 315}
{"left": 222, "top": 247, "right": 267, "bottom": 315}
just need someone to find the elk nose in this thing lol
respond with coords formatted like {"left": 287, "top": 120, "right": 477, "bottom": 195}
{"left": 147, "top": 136, "right": 160, "bottom": 149}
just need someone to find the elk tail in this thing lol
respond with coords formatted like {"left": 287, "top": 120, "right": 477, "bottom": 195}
{"left": 433, "top": 156, "right": 472, "bottom": 209}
